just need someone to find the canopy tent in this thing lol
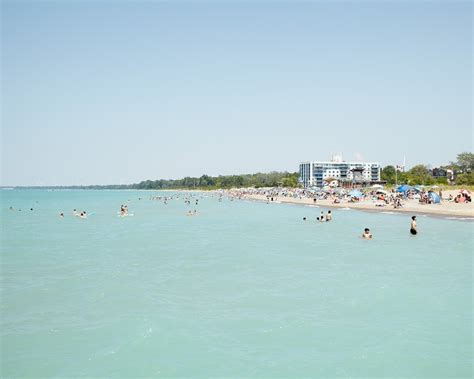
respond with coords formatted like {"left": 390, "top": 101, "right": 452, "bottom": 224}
{"left": 396, "top": 185, "right": 412, "bottom": 193}
{"left": 428, "top": 191, "right": 441, "bottom": 204}
{"left": 348, "top": 189, "right": 364, "bottom": 198}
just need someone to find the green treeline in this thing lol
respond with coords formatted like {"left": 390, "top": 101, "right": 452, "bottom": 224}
{"left": 381, "top": 152, "right": 474, "bottom": 186}
{"left": 132, "top": 172, "right": 300, "bottom": 190}
{"left": 45, "top": 171, "right": 300, "bottom": 190}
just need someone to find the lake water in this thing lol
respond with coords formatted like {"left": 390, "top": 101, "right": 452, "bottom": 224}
{"left": 1, "top": 189, "right": 472, "bottom": 377}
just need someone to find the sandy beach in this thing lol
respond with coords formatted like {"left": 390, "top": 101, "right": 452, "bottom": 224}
{"left": 238, "top": 190, "right": 474, "bottom": 219}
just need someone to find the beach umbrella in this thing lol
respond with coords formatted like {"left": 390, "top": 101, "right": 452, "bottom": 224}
{"left": 348, "top": 189, "right": 363, "bottom": 198}
{"left": 431, "top": 185, "right": 440, "bottom": 189}
{"left": 376, "top": 189, "right": 388, "bottom": 194}
{"left": 370, "top": 184, "right": 384, "bottom": 189}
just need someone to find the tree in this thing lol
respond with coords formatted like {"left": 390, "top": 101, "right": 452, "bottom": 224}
{"left": 456, "top": 172, "right": 474, "bottom": 185}
{"left": 456, "top": 152, "right": 474, "bottom": 173}
{"left": 435, "top": 177, "right": 448, "bottom": 185}
{"left": 397, "top": 171, "right": 409, "bottom": 185}
{"left": 407, "top": 164, "right": 432, "bottom": 185}
{"left": 282, "top": 172, "right": 299, "bottom": 187}
{"left": 381, "top": 165, "right": 396, "bottom": 184}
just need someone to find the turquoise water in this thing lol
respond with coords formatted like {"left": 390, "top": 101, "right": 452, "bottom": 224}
{"left": 1, "top": 189, "right": 472, "bottom": 378}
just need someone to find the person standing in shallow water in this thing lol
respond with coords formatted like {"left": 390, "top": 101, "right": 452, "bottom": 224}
{"left": 326, "top": 210, "right": 332, "bottom": 221}
{"left": 410, "top": 216, "right": 417, "bottom": 235}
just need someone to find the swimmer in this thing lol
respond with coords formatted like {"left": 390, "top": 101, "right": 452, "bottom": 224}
{"left": 303, "top": 217, "right": 307, "bottom": 221}
{"left": 9, "top": 206, "right": 13, "bottom": 211}
{"left": 316, "top": 217, "right": 320, "bottom": 222}
{"left": 410, "top": 216, "right": 417, "bottom": 235}
{"left": 120, "top": 205, "right": 127, "bottom": 216}
{"left": 326, "top": 210, "right": 332, "bottom": 221}
{"left": 362, "top": 228, "right": 372, "bottom": 239}
{"left": 80, "top": 211, "right": 87, "bottom": 219}
{"left": 320, "top": 211, "right": 325, "bottom": 222}
{"left": 59, "top": 212, "right": 64, "bottom": 218}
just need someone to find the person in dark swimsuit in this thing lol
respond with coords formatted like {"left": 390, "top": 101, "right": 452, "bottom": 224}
{"left": 410, "top": 216, "right": 417, "bottom": 235}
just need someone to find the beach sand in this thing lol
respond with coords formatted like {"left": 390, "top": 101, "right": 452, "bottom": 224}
{"left": 240, "top": 190, "right": 474, "bottom": 219}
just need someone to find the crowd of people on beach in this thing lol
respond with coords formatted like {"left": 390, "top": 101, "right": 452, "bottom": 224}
{"left": 224, "top": 186, "right": 472, "bottom": 211}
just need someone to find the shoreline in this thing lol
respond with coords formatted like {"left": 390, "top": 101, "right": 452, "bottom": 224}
{"left": 239, "top": 194, "right": 474, "bottom": 220}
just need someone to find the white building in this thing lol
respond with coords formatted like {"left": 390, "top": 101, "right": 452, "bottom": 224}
{"left": 299, "top": 155, "right": 381, "bottom": 188}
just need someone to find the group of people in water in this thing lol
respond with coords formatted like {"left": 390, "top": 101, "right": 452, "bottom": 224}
{"left": 54, "top": 194, "right": 204, "bottom": 219}
{"left": 72, "top": 209, "right": 87, "bottom": 218}
{"left": 362, "top": 215, "right": 417, "bottom": 239}
{"left": 303, "top": 209, "right": 418, "bottom": 239}
{"left": 12, "top": 192, "right": 421, "bottom": 240}
{"left": 303, "top": 210, "right": 333, "bottom": 222}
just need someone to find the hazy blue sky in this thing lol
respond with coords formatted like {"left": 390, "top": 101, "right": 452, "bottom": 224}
{"left": 2, "top": 1, "right": 472, "bottom": 186}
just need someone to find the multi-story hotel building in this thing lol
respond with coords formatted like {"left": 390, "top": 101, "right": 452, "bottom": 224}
{"left": 299, "top": 156, "right": 381, "bottom": 188}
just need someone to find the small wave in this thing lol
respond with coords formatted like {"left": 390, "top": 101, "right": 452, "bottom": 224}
{"left": 341, "top": 207, "right": 351, "bottom": 211}
{"left": 305, "top": 205, "right": 319, "bottom": 208}
{"left": 381, "top": 211, "right": 396, "bottom": 215}
{"left": 445, "top": 217, "right": 473, "bottom": 221}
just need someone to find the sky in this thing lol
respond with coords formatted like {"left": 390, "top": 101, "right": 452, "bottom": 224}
{"left": 1, "top": 1, "right": 472, "bottom": 186}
